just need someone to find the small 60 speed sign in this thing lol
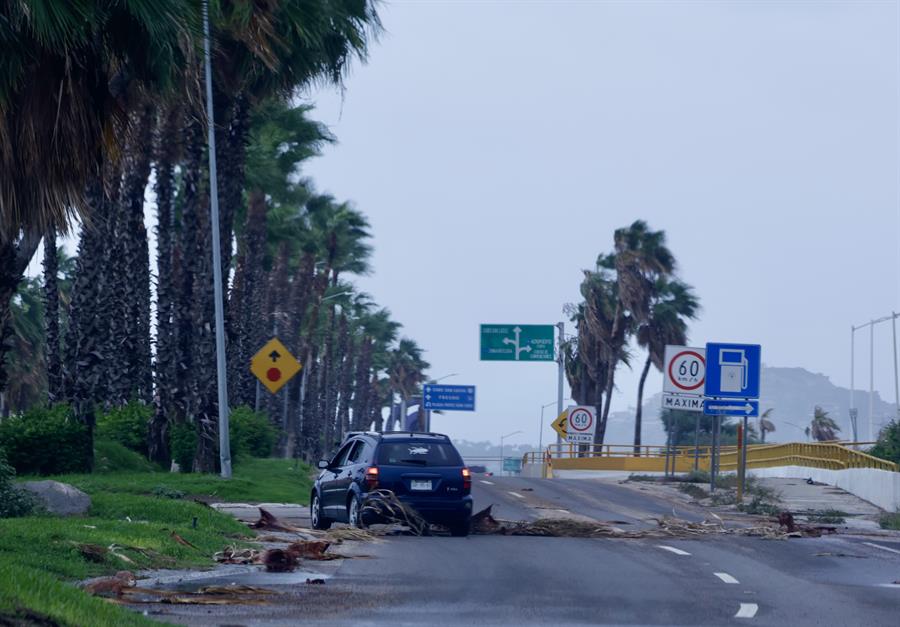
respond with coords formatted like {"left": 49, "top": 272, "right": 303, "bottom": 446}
{"left": 566, "top": 405, "right": 597, "bottom": 444}
{"left": 663, "top": 346, "right": 706, "bottom": 394}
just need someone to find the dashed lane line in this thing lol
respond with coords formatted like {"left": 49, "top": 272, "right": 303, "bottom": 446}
{"left": 508, "top": 491, "right": 525, "bottom": 499}
{"left": 479, "top": 480, "right": 495, "bottom": 485}
{"left": 735, "top": 603, "right": 758, "bottom": 618}
{"left": 713, "top": 572, "right": 740, "bottom": 584}
{"left": 656, "top": 545, "right": 691, "bottom": 556}
{"left": 863, "top": 542, "right": 900, "bottom": 556}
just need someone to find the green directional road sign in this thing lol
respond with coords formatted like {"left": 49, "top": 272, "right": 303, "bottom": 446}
{"left": 480, "top": 324, "right": 555, "bottom": 361}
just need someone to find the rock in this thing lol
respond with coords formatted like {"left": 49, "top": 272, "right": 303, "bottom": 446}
{"left": 22, "top": 480, "right": 91, "bottom": 515}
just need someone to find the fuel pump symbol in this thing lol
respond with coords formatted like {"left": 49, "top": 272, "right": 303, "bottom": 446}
{"left": 719, "top": 348, "right": 748, "bottom": 393}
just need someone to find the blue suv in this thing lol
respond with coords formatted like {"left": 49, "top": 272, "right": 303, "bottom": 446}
{"left": 310, "top": 432, "right": 473, "bottom": 536}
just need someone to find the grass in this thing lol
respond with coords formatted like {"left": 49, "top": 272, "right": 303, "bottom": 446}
{"left": 677, "top": 483, "right": 707, "bottom": 500}
{"left": 1, "top": 457, "right": 313, "bottom": 626}
{"left": 805, "top": 509, "right": 847, "bottom": 524}
{"left": 41, "top": 457, "right": 315, "bottom": 504}
{"left": 0, "top": 563, "right": 163, "bottom": 627}
{"left": 879, "top": 512, "right": 900, "bottom": 530}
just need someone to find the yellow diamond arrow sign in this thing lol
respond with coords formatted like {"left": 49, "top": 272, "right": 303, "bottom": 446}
{"left": 251, "top": 337, "right": 301, "bottom": 394}
{"left": 550, "top": 409, "right": 568, "bottom": 439}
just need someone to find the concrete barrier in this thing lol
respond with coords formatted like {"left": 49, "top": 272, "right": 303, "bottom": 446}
{"left": 749, "top": 466, "right": 900, "bottom": 512}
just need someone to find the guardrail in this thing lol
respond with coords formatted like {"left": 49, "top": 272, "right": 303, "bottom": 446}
{"left": 521, "top": 441, "right": 898, "bottom": 475}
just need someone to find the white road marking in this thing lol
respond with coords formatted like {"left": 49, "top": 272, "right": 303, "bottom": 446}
{"left": 863, "top": 542, "right": 900, "bottom": 555}
{"left": 656, "top": 545, "right": 691, "bottom": 556}
{"left": 877, "top": 583, "right": 900, "bottom": 589}
{"left": 508, "top": 491, "right": 525, "bottom": 499}
{"left": 735, "top": 603, "right": 758, "bottom": 618}
{"left": 479, "top": 480, "right": 495, "bottom": 485}
{"left": 713, "top": 572, "right": 740, "bottom": 584}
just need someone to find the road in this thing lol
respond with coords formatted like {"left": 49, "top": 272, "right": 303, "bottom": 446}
{"left": 146, "top": 476, "right": 900, "bottom": 626}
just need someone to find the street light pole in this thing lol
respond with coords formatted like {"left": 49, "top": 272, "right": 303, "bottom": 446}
{"left": 500, "top": 430, "right": 523, "bottom": 476}
{"left": 539, "top": 401, "right": 556, "bottom": 454}
{"left": 202, "top": 0, "right": 231, "bottom": 479}
{"left": 424, "top": 373, "right": 458, "bottom": 432}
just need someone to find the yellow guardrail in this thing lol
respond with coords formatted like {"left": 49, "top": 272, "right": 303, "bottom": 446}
{"left": 522, "top": 441, "right": 898, "bottom": 475}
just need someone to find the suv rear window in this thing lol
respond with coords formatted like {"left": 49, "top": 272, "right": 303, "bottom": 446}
{"left": 376, "top": 441, "right": 463, "bottom": 467}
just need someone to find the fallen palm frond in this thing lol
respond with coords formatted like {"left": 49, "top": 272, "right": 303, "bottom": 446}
{"left": 248, "top": 507, "right": 304, "bottom": 532}
{"left": 471, "top": 505, "right": 836, "bottom": 540}
{"left": 361, "top": 489, "right": 430, "bottom": 536}
{"left": 213, "top": 545, "right": 260, "bottom": 564}
{"left": 326, "top": 528, "right": 377, "bottom": 543}
{"left": 286, "top": 540, "right": 340, "bottom": 561}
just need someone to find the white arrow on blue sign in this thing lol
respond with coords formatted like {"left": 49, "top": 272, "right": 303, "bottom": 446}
{"left": 704, "top": 399, "right": 759, "bottom": 417}
{"left": 423, "top": 384, "right": 476, "bottom": 411}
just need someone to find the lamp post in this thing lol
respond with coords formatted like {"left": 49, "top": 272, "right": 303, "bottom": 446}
{"left": 539, "top": 401, "right": 556, "bottom": 454}
{"left": 202, "top": 0, "right": 231, "bottom": 478}
{"left": 424, "top": 373, "right": 458, "bottom": 432}
{"left": 500, "top": 430, "right": 523, "bottom": 476}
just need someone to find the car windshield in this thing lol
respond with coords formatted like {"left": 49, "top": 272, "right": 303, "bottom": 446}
{"left": 377, "top": 442, "right": 462, "bottom": 467}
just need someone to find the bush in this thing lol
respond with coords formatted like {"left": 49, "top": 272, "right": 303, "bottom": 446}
{"left": 0, "top": 448, "right": 36, "bottom": 517}
{"left": 0, "top": 404, "right": 91, "bottom": 475}
{"left": 229, "top": 406, "right": 277, "bottom": 459}
{"left": 93, "top": 440, "right": 156, "bottom": 473}
{"left": 96, "top": 402, "right": 152, "bottom": 455}
{"left": 168, "top": 422, "right": 196, "bottom": 472}
{"left": 869, "top": 420, "right": 900, "bottom": 466}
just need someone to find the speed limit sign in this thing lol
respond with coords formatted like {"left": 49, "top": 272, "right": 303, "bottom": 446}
{"left": 663, "top": 346, "right": 706, "bottom": 394}
{"left": 566, "top": 405, "right": 597, "bottom": 444}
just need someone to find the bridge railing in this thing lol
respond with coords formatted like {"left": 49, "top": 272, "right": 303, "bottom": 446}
{"left": 521, "top": 441, "right": 897, "bottom": 474}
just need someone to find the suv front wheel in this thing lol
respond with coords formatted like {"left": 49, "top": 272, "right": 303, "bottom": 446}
{"left": 311, "top": 492, "right": 332, "bottom": 530}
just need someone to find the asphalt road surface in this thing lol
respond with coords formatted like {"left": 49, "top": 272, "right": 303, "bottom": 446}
{"left": 147, "top": 477, "right": 900, "bottom": 626}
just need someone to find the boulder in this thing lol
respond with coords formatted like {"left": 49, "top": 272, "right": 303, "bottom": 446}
{"left": 22, "top": 480, "right": 91, "bottom": 515}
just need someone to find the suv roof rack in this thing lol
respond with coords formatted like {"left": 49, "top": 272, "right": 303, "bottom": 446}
{"left": 380, "top": 431, "right": 450, "bottom": 440}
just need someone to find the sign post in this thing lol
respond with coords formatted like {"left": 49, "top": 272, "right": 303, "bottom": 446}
{"left": 703, "top": 343, "right": 761, "bottom": 493}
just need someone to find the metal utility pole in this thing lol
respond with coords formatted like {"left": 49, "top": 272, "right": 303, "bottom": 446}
{"left": 202, "top": 0, "right": 231, "bottom": 479}
{"left": 893, "top": 313, "right": 899, "bottom": 419}
{"left": 869, "top": 321, "right": 875, "bottom": 441}
{"left": 850, "top": 325, "right": 857, "bottom": 442}
{"left": 556, "top": 322, "right": 565, "bottom": 419}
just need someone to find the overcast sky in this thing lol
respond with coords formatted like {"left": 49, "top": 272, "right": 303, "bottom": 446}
{"left": 301, "top": 0, "right": 900, "bottom": 446}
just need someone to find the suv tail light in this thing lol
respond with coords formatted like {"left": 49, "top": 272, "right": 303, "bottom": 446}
{"left": 462, "top": 467, "right": 471, "bottom": 490}
{"left": 365, "top": 466, "right": 379, "bottom": 491}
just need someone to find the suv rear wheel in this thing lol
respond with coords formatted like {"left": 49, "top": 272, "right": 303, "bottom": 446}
{"left": 347, "top": 493, "right": 364, "bottom": 529}
{"left": 311, "top": 493, "right": 332, "bottom": 530}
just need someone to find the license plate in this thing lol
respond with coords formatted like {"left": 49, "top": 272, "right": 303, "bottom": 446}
{"left": 410, "top": 480, "right": 432, "bottom": 491}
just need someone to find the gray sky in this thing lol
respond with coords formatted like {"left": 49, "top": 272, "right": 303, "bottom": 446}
{"left": 303, "top": 0, "right": 900, "bottom": 445}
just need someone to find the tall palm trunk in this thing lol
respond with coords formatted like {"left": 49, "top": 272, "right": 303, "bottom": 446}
{"left": 149, "top": 105, "right": 182, "bottom": 465}
{"left": 42, "top": 227, "right": 62, "bottom": 402}
{"left": 229, "top": 189, "right": 269, "bottom": 406}
{"left": 118, "top": 101, "right": 155, "bottom": 404}
{"left": 350, "top": 336, "right": 373, "bottom": 430}
{"left": 335, "top": 315, "right": 354, "bottom": 437}
{"left": 65, "top": 180, "right": 114, "bottom": 469}
{"left": 633, "top": 354, "right": 652, "bottom": 456}
{"left": 596, "top": 302, "right": 623, "bottom": 446}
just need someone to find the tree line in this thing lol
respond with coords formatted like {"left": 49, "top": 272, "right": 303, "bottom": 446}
{"left": 0, "top": 1, "right": 430, "bottom": 472}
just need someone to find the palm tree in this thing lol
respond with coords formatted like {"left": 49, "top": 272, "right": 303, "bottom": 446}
{"left": 759, "top": 408, "right": 776, "bottom": 443}
{"left": 0, "top": 1, "right": 195, "bottom": 402}
{"left": 633, "top": 278, "right": 699, "bottom": 454}
{"left": 386, "top": 339, "right": 430, "bottom": 432}
{"left": 809, "top": 406, "right": 841, "bottom": 442}
{"left": 598, "top": 221, "right": 675, "bottom": 444}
